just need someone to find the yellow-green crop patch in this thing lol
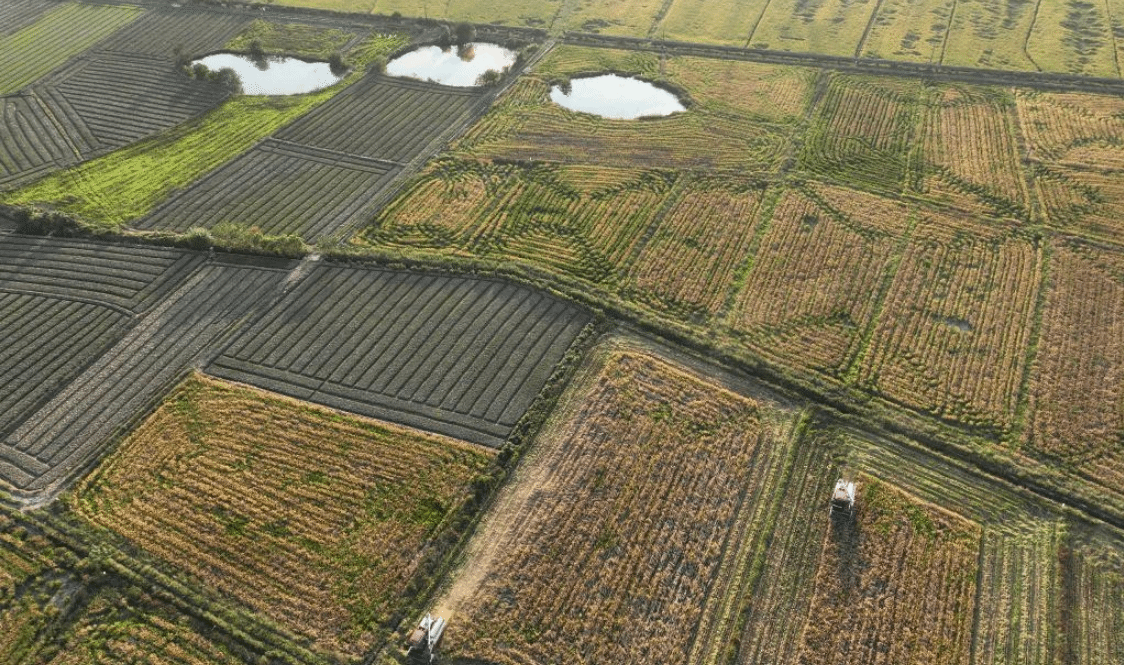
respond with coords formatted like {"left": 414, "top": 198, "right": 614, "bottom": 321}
{"left": 225, "top": 18, "right": 357, "bottom": 59}
{"left": 72, "top": 375, "right": 494, "bottom": 658}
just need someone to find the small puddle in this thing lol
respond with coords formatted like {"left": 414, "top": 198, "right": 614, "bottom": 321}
{"left": 942, "top": 316, "right": 973, "bottom": 332}
{"left": 190, "top": 53, "right": 343, "bottom": 96}
{"left": 550, "top": 75, "right": 686, "bottom": 120}
{"left": 385, "top": 43, "right": 516, "bottom": 87}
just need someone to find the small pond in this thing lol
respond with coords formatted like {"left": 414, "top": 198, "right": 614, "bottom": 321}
{"left": 190, "top": 53, "right": 343, "bottom": 96}
{"left": 385, "top": 43, "right": 516, "bottom": 87}
{"left": 550, "top": 75, "right": 685, "bottom": 119}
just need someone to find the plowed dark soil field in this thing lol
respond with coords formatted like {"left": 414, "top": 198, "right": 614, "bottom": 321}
{"left": 209, "top": 264, "right": 590, "bottom": 447}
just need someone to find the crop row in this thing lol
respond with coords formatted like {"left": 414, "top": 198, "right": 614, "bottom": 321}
{"left": 974, "top": 521, "right": 1065, "bottom": 665}
{"left": 138, "top": 139, "right": 401, "bottom": 239}
{"left": 857, "top": 216, "right": 1042, "bottom": 432}
{"left": 1066, "top": 545, "right": 1124, "bottom": 664}
{"left": 730, "top": 427, "right": 836, "bottom": 665}
{"left": 443, "top": 351, "right": 777, "bottom": 664}
{"left": 625, "top": 176, "right": 765, "bottom": 316}
{"left": 0, "top": 2, "right": 142, "bottom": 95}
{"left": 729, "top": 184, "right": 910, "bottom": 374}
{"left": 0, "top": 293, "right": 128, "bottom": 438}
{"left": 0, "top": 235, "right": 204, "bottom": 313}
{"left": 0, "top": 262, "right": 286, "bottom": 494}
{"left": 39, "top": 53, "right": 231, "bottom": 151}
{"left": 74, "top": 375, "right": 492, "bottom": 657}
{"left": 920, "top": 86, "right": 1028, "bottom": 217}
{"left": 0, "top": 95, "right": 78, "bottom": 189}
{"left": 94, "top": 8, "right": 251, "bottom": 59}
{"left": 0, "top": 0, "right": 49, "bottom": 39}
{"left": 278, "top": 74, "right": 484, "bottom": 164}
{"left": 210, "top": 264, "right": 590, "bottom": 447}
{"left": 1027, "top": 241, "right": 1124, "bottom": 494}
{"left": 800, "top": 76, "right": 920, "bottom": 192}
{"left": 371, "top": 160, "right": 679, "bottom": 284}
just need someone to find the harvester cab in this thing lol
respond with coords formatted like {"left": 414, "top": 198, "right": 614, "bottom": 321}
{"left": 830, "top": 470, "right": 856, "bottom": 517}
{"left": 407, "top": 613, "right": 447, "bottom": 664}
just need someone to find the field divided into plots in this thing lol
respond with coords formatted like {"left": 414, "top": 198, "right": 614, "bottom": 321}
{"left": 0, "top": 261, "right": 286, "bottom": 495}
{"left": 0, "top": 236, "right": 203, "bottom": 438}
{"left": 0, "top": 2, "right": 142, "bottom": 95}
{"left": 729, "top": 184, "right": 912, "bottom": 375}
{"left": 799, "top": 75, "right": 921, "bottom": 193}
{"left": 919, "top": 85, "right": 1028, "bottom": 218}
{"left": 796, "top": 480, "right": 979, "bottom": 665}
{"left": 0, "top": 0, "right": 51, "bottom": 38}
{"left": 855, "top": 214, "right": 1042, "bottom": 433}
{"left": 140, "top": 74, "right": 488, "bottom": 240}
{"left": 74, "top": 375, "right": 493, "bottom": 658}
{"left": 138, "top": 139, "right": 401, "bottom": 239}
{"left": 834, "top": 427, "right": 1068, "bottom": 665}
{"left": 209, "top": 264, "right": 589, "bottom": 448}
{"left": 1019, "top": 90, "right": 1124, "bottom": 245}
{"left": 370, "top": 160, "right": 680, "bottom": 284}
{"left": 1, "top": 54, "right": 231, "bottom": 191}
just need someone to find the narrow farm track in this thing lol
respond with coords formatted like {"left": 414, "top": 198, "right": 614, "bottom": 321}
{"left": 0, "top": 260, "right": 288, "bottom": 497}
{"left": 137, "top": 139, "right": 402, "bottom": 238}
{"left": 209, "top": 264, "right": 591, "bottom": 447}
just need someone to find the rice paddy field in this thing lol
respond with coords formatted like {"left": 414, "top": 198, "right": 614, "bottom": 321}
{"left": 1, "top": 1, "right": 1124, "bottom": 663}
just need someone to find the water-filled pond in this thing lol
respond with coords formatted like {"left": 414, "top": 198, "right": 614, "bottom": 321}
{"left": 385, "top": 42, "right": 516, "bottom": 87}
{"left": 550, "top": 75, "right": 685, "bottom": 119}
{"left": 190, "top": 53, "right": 343, "bottom": 96}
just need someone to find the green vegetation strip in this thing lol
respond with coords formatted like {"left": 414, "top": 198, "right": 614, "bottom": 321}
{"left": 0, "top": 3, "right": 143, "bottom": 94}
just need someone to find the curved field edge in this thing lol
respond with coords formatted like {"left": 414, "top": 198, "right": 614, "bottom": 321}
{"left": 0, "top": 33, "right": 411, "bottom": 229}
{"left": 69, "top": 372, "right": 497, "bottom": 659}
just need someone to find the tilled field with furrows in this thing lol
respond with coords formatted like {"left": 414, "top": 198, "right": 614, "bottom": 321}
{"left": 0, "top": 235, "right": 205, "bottom": 313}
{"left": 94, "top": 9, "right": 251, "bottom": 59}
{"left": 0, "top": 95, "right": 80, "bottom": 189}
{"left": 209, "top": 263, "right": 590, "bottom": 447}
{"left": 137, "top": 139, "right": 401, "bottom": 239}
{"left": 0, "top": 260, "right": 287, "bottom": 495}
{"left": 36, "top": 53, "right": 231, "bottom": 150}
{"left": 276, "top": 74, "right": 485, "bottom": 163}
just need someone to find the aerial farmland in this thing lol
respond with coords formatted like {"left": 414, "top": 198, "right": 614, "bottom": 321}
{"left": 1, "top": 0, "right": 1123, "bottom": 663}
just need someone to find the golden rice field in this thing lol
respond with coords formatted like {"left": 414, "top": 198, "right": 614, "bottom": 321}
{"left": 71, "top": 375, "right": 494, "bottom": 658}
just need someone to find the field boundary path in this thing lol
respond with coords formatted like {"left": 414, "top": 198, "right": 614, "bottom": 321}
{"left": 564, "top": 32, "right": 1124, "bottom": 95}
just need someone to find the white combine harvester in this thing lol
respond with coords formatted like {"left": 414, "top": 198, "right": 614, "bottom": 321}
{"left": 830, "top": 473, "right": 856, "bottom": 516}
{"left": 407, "top": 613, "right": 447, "bottom": 664}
